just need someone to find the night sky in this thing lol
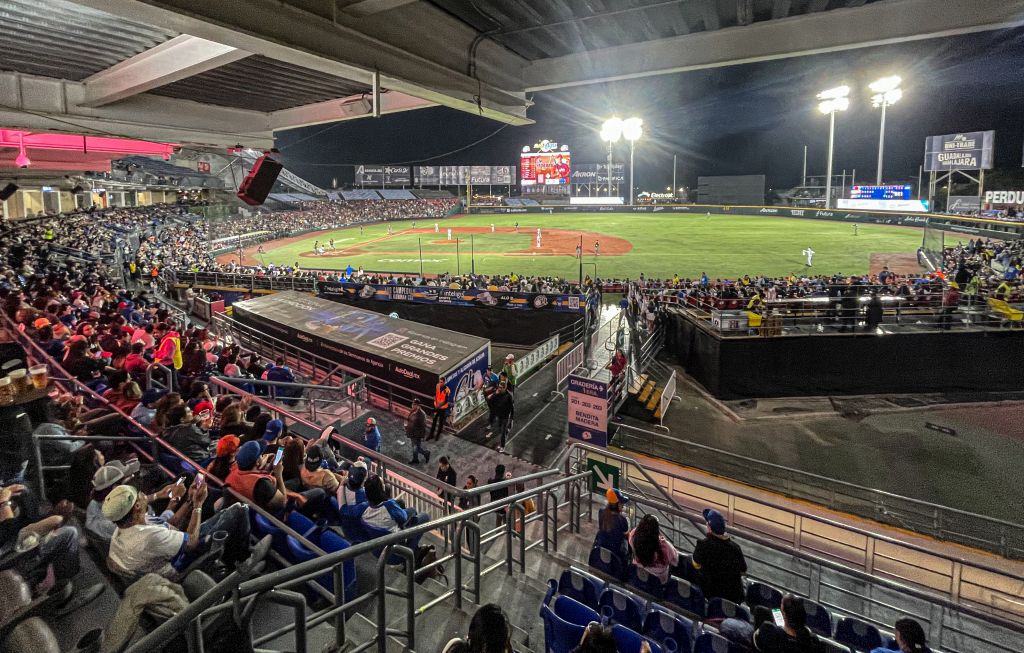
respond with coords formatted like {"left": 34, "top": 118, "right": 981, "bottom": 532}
{"left": 276, "top": 27, "right": 1024, "bottom": 192}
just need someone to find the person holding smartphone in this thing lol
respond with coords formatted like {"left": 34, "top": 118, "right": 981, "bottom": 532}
{"left": 752, "top": 595, "right": 824, "bottom": 653}
{"left": 227, "top": 441, "right": 325, "bottom": 518}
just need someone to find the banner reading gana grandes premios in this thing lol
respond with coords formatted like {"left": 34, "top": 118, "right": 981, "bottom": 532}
{"left": 924, "top": 131, "right": 995, "bottom": 171}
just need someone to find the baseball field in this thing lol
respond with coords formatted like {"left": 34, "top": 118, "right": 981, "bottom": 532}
{"left": 222, "top": 212, "right": 926, "bottom": 279}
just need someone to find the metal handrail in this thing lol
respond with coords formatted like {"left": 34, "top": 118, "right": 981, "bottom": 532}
{"left": 563, "top": 441, "right": 1024, "bottom": 582}
{"left": 206, "top": 376, "right": 560, "bottom": 502}
{"left": 124, "top": 471, "right": 590, "bottom": 653}
{"left": 622, "top": 491, "right": 1024, "bottom": 642}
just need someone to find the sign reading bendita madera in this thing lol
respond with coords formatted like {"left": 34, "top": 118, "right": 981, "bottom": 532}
{"left": 567, "top": 375, "right": 609, "bottom": 448}
{"left": 924, "top": 131, "right": 995, "bottom": 171}
{"left": 319, "top": 282, "right": 590, "bottom": 314}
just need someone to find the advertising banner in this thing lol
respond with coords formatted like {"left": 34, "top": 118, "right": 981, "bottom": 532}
{"left": 924, "top": 131, "right": 995, "bottom": 171}
{"left": 948, "top": 196, "right": 982, "bottom": 211}
{"left": 567, "top": 375, "right": 609, "bottom": 447}
{"left": 416, "top": 166, "right": 440, "bottom": 185}
{"left": 320, "top": 282, "right": 588, "bottom": 314}
{"left": 982, "top": 190, "right": 1024, "bottom": 206}
{"left": 231, "top": 291, "right": 489, "bottom": 399}
{"left": 836, "top": 199, "right": 930, "bottom": 212}
{"left": 492, "top": 165, "right": 515, "bottom": 185}
{"left": 355, "top": 165, "right": 412, "bottom": 186}
{"left": 570, "top": 163, "right": 625, "bottom": 184}
{"left": 512, "top": 335, "right": 559, "bottom": 379}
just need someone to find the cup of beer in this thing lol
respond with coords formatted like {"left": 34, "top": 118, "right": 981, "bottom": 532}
{"left": 29, "top": 364, "right": 49, "bottom": 390}
{"left": 7, "top": 369, "right": 28, "bottom": 394}
{"left": 0, "top": 376, "right": 13, "bottom": 406}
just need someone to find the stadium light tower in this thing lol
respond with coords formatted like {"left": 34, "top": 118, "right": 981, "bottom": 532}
{"left": 622, "top": 117, "right": 643, "bottom": 205}
{"left": 817, "top": 86, "right": 850, "bottom": 209}
{"left": 600, "top": 117, "right": 623, "bottom": 199}
{"left": 869, "top": 76, "right": 902, "bottom": 185}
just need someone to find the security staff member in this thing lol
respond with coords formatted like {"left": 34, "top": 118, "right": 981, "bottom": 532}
{"left": 428, "top": 375, "right": 450, "bottom": 441}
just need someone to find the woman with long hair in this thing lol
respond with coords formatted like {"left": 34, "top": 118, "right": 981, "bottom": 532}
{"left": 627, "top": 514, "right": 680, "bottom": 583}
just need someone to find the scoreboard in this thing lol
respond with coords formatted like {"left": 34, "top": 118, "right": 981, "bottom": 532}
{"left": 850, "top": 185, "right": 912, "bottom": 200}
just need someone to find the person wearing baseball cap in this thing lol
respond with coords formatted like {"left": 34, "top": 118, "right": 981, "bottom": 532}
{"left": 501, "top": 354, "right": 517, "bottom": 389}
{"left": 691, "top": 508, "right": 747, "bottom": 605}
{"left": 363, "top": 417, "right": 382, "bottom": 453}
{"left": 86, "top": 459, "right": 186, "bottom": 546}
{"left": 337, "top": 460, "right": 368, "bottom": 508}
{"left": 596, "top": 487, "right": 630, "bottom": 557}
{"left": 226, "top": 440, "right": 327, "bottom": 518}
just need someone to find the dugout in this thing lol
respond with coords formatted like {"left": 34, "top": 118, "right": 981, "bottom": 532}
{"left": 231, "top": 291, "right": 490, "bottom": 401}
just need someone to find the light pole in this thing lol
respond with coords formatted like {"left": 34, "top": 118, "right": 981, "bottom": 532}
{"left": 869, "top": 75, "right": 902, "bottom": 185}
{"left": 622, "top": 118, "right": 643, "bottom": 205}
{"left": 817, "top": 86, "right": 850, "bottom": 209}
{"left": 600, "top": 118, "right": 622, "bottom": 200}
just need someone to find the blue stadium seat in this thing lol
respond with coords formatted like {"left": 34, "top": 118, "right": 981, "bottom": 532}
{"left": 540, "top": 580, "right": 591, "bottom": 653}
{"left": 598, "top": 585, "right": 646, "bottom": 631}
{"left": 589, "top": 546, "right": 627, "bottom": 580}
{"left": 693, "top": 632, "right": 743, "bottom": 653}
{"left": 663, "top": 577, "right": 706, "bottom": 619}
{"left": 705, "top": 598, "right": 751, "bottom": 625}
{"left": 252, "top": 511, "right": 286, "bottom": 554}
{"left": 336, "top": 500, "right": 370, "bottom": 543}
{"left": 834, "top": 617, "right": 883, "bottom": 652}
{"left": 558, "top": 568, "right": 604, "bottom": 610}
{"left": 628, "top": 565, "right": 667, "bottom": 598}
{"left": 803, "top": 599, "right": 834, "bottom": 638}
{"left": 674, "top": 554, "right": 699, "bottom": 584}
{"left": 643, "top": 603, "right": 696, "bottom": 653}
{"left": 362, "top": 522, "right": 424, "bottom": 565}
{"left": 745, "top": 582, "right": 783, "bottom": 610}
{"left": 319, "top": 530, "right": 358, "bottom": 600}
{"left": 612, "top": 624, "right": 665, "bottom": 653}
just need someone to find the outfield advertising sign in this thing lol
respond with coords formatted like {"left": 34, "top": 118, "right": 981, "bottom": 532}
{"left": 567, "top": 375, "right": 609, "bottom": 447}
{"left": 924, "top": 131, "right": 995, "bottom": 171}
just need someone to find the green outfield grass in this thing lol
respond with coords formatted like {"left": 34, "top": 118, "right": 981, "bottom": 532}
{"left": 245, "top": 213, "right": 924, "bottom": 279}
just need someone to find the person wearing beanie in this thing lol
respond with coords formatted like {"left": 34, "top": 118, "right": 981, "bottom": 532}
{"left": 207, "top": 435, "right": 241, "bottom": 480}
{"left": 692, "top": 508, "right": 747, "bottom": 604}
{"left": 595, "top": 488, "right": 630, "bottom": 556}
{"left": 300, "top": 444, "right": 344, "bottom": 493}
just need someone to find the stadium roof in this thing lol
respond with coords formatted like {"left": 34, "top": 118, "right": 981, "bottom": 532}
{"left": 0, "top": 0, "right": 1020, "bottom": 151}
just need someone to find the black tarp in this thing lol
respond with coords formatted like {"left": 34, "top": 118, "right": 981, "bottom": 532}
{"left": 669, "top": 313, "right": 1024, "bottom": 399}
{"left": 232, "top": 292, "right": 489, "bottom": 397}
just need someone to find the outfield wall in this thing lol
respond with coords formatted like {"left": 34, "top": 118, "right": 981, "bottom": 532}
{"left": 468, "top": 204, "right": 1024, "bottom": 241}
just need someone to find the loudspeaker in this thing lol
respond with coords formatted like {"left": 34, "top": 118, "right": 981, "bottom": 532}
{"left": 236, "top": 155, "right": 283, "bottom": 206}
{"left": 0, "top": 183, "right": 17, "bottom": 201}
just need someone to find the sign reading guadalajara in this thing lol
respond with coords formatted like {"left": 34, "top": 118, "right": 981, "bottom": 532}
{"left": 923, "top": 131, "right": 994, "bottom": 171}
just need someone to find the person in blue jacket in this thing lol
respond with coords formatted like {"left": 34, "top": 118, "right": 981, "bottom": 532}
{"left": 594, "top": 488, "right": 630, "bottom": 557}
{"left": 363, "top": 417, "right": 382, "bottom": 453}
{"left": 360, "top": 474, "right": 427, "bottom": 533}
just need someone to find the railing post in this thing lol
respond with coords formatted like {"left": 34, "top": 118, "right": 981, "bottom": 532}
{"left": 332, "top": 564, "right": 346, "bottom": 650}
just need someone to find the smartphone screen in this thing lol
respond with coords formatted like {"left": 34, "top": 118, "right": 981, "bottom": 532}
{"left": 771, "top": 608, "right": 785, "bottom": 628}
{"left": 272, "top": 446, "right": 285, "bottom": 467}
{"left": 195, "top": 473, "right": 205, "bottom": 488}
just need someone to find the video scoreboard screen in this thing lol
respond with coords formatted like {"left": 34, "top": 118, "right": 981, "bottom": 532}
{"left": 520, "top": 142, "right": 571, "bottom": 186}
{"left": 850, "top": 185, "right": 912, "bottom": 200}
